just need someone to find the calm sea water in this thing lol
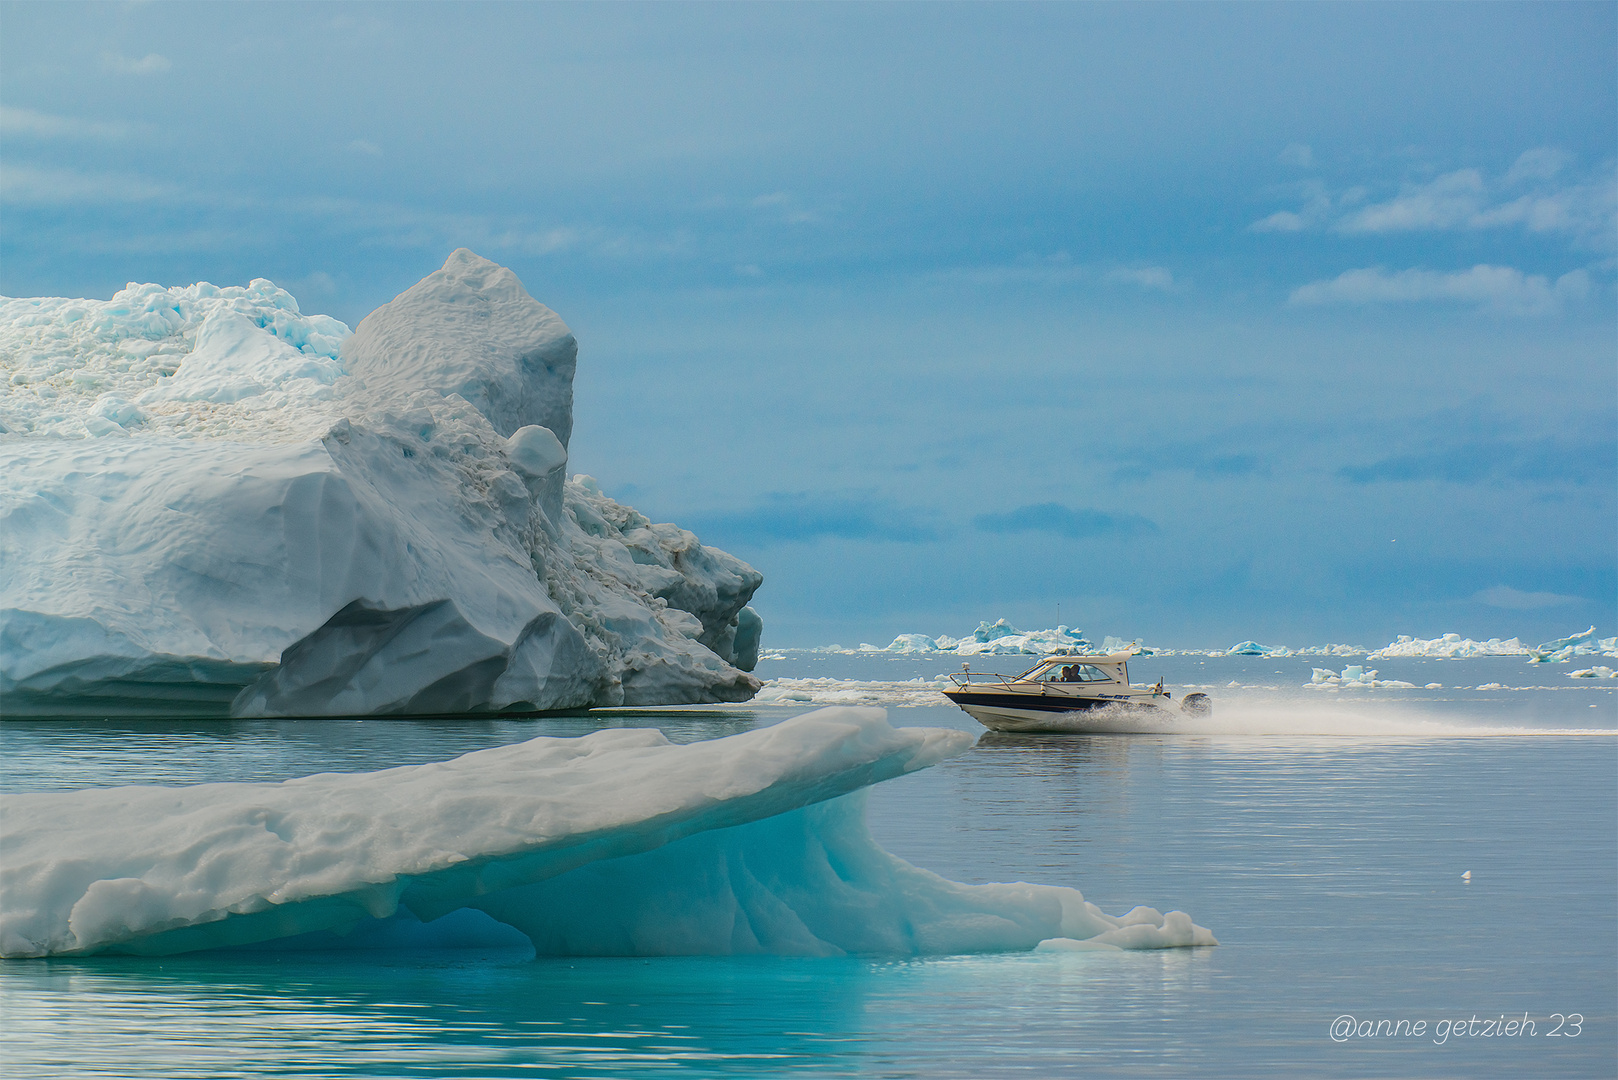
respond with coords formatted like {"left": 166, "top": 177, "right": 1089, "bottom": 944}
{"left": 2, "top": 654, "right": 1614, "bottom": 1078}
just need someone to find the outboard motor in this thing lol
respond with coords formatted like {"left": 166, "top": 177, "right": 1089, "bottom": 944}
{"left": 1180, "top": 693, "right": 1212, "bottom": 717}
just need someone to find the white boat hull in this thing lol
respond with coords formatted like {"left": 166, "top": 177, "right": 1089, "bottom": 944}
{"left": 953, "top": 698, "right": 1169, "bottom": 733}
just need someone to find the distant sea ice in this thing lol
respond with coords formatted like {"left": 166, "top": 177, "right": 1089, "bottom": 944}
{"left": 838, "top": 620, "right": 1613, "bottom": 665}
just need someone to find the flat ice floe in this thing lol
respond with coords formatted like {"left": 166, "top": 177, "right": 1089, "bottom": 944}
{"left": 1306, "top": 665, "right": 1416, "bottom": 689}
{"left": 0, "top": 708, "right": 1214, "bottom": 958}
{"left": 755, "top": 676, "right": 953, "bottom": 708}
{"left": 1, "top": 252, "right": 763, "bottom": 716}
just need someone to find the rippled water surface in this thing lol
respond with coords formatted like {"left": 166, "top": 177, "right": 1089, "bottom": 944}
{"left": 3, "top": 655, "right": 1614, "bottom": 1077}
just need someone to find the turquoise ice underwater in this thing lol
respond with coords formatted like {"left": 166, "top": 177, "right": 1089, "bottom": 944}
{"left": 2, "top": 650, "right": 1614, "bottom": 1078}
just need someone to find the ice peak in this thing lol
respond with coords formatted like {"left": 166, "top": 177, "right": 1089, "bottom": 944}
{"left": 345, "top": 249, "right": 578, "bottom": 443}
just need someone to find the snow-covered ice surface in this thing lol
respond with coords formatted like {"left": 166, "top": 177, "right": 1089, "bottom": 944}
{"left": 0, "top": 251, "right": 763, "bottom": 717}
{"left": 0, "top": 708, "right": 1213, "bottom": 959}
{"left": 755, "top": 676, "right": 954, "bottom": 708}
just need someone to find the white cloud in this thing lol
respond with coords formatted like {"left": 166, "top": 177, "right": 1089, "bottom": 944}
{"left": 1552, "top": 268, "right": 1592, "bottom": 300}
{"left": 288, "top": 270, "right": 338, "bottom": 299}
{"left": 1473, "top": 585, "right": 1584, "bottom": 610}
{"left": 931, "top": 256, "right": 1183, "bottom": 293}
{"left": 1279, "top": 143, "right": 1315, "bottom": 169}
{"left": 1469, "top": 185, "right": 1612, "bottom": 237}
{"left": 0, "top": 106, "right": 133, "bottom": 140}
{"left": 0, "top": 166, "right": 617, "bottom": 264}
{"left": 347, "top": 139, "right": 383, "bottom": 156}
{"left": 1250, "top": 180, "right": 1336, "bottom": 232}
{"left": 1337, "top": 169, "right": 1486, "bottom": 233}
{"left": 102, "top": 52, "right": 172, "bottom": 76}
{"left": 1106, "top": 266, "right": 1174, "bottom": 290}
{"left": 1504, "top": 147, "right": 1571, "bottom": 186}
{"left": 65, "top": 229, "right": 267, "bottom": 256}
{"left": 513, "top": 227, "right": 581, "bottom": 255}
{"left": 1253, "top": 151, "right": 1616, "bottom": 248}
{"left": 929, "top": 264, "right": 1067, "bottom": 287}
{"left": 1289, "top": 264, "right": 1591, "bottom": 316}
{"left": 273, "top": 192, "right": 605, "bottom": 257}
{"left": 749, "top": 190, "right": 820, "bottom": 224}
{"left": 1252, "top": 210, "right": 1307, "bottom": 233}
{"left": 929, "top": 255, "right": 1078, "bottom": 287}
{"left": 0, "top": 163, "right": 176, "bottom": 205}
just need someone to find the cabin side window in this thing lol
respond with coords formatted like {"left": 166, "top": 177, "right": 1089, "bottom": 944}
{"left": 1042, "top": 664, "right": 1114, "bottom": 683}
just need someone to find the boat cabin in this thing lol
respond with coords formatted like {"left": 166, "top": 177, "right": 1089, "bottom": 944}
{"left": 1018, "top": 653, "right": 1131, "bottom": 687}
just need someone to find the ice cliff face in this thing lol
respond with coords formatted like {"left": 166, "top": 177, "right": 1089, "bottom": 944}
{"left": 0, "top": 251, "right": 763, "bottom": 717}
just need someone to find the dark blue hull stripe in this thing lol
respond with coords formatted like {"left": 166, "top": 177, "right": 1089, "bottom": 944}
{"left": 943, "top": 691, "right": 1137, "bottom": 714}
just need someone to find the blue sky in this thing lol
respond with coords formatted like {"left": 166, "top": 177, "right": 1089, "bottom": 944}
{"left": 3, "top": 2, "right": 1613, "bottom": 648}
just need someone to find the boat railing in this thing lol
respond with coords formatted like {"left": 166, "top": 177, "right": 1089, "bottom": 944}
{"left": 946, "top": 670, "right": 1030, "bottom": 689}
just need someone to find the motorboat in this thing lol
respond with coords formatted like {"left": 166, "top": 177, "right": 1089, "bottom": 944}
{"left": 943, "top": 651, "right": 1211, "bottom": 732}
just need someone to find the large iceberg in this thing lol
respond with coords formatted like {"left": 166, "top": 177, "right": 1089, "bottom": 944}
{"left": 0, "top": 708, "right": 1214, "bottom": 958}
{"left": 1528, "top": 627, "right": 1618, "bottom": 664}
{"left": 0, "top": 251, "right": 762, "bottom": 716}
{"left": 1368, "top": 633, "right": 1530, "bottom": 660}
{"left": 1225, "top": 640, "right": 1283, "bottom": 657}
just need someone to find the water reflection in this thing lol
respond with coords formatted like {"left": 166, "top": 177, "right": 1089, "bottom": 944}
{"left": 1, "top": 948, "right": 1217, "bottom": 1079}
{"left": 0, "top": 710, "right": 768, "bottom": 792}
{"left": 975, "top": 730, "right": 1148, "bottom": 755}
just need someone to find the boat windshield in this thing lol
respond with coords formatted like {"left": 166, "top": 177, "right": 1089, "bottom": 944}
{"left": 1031, "top": 662, "right": 1116, "bottom": 684}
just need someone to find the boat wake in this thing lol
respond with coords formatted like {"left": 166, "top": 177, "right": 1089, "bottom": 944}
{"left": 975, "top": 700, "right": 1615, "bottom": 739}
{"left": 749, "top": 679, "right": 1613, "bottom": 738}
